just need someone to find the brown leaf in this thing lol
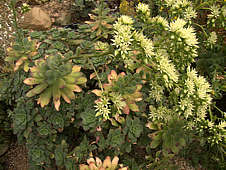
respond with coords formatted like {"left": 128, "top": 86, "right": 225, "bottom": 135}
{"left": 123, "top": 105, "right": 130, "bottom": 115}
{"left": 92, "top": 89, "right": 102, "bottom": 96}
{"left": 90, "top": 72, "right": 96, "bottom": 79}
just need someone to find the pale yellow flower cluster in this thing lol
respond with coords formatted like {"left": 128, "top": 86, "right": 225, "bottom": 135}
{"left": 149, "top": 105, "right": 171, "bottom": 121}
{"left": 118, "top": 15, "right": 134, "bottom": 25}
{"left": 165, "top": 0, "right": 190, "bottom": 9}
{"left": 207, "top": 32, "right": 217, "bottom": 45}
{"left": 208, "top": 5, "right": 220, "bottom": 19}
{"left": 95, "top": 96, "right": 111, "bottom": 120}
{"left": 170, "top": 18, "right": 198, "bottom": 48}
{"left": 149, "top": 83, "right": 164, "bottom": 102}
{"left": 94, "top": 41, "right": 109, "bottom": 52}
{"left": 186, "top": 67, "right": 212, "bottom": 104}
{"left": 112, "top": 16, "right": 134, "bottom": 57}
{"left": 133, "top": 31, "right": 154, "bottom": 58}
{"left": 151, "top": 16, "right": 169, "bottom": 30}
{"left": 179, "top": 98, "right": 194, "bottom": 118}
{"left": 182, "top": 67, "right": 212, "bottom": 120}
{"left": 184, "top": 6, "right": 197, "bottom": 21}
{"left": 110, "top": 92, "right": 126, "bottom": 114}
{"left": 156, "top": 50, "right": 178, "bottom": 84}
{"left": 136, "top": 3, "right": 150, "bottom": 18}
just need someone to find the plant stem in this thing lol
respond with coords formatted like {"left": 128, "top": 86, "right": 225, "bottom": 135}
{"left": 88, "top": 58, "right": 104, "bottom": 91}
{"left": 10, "top": 0, "right": 22, "bottom": 41}
{"left": 63, "top": 48, "right": 113, "bottom": 62}
{"left": 214, "top": 105, "right": 225, "bottom": 115}
{"left": 193, "top": 23, "right": 208, "bottom": 38}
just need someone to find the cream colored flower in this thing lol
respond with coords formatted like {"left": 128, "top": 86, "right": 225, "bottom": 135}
{"left": 208, "top": 5, "right": 220, "bottom": 18}
{"left": 151, "top": 16, "right": 169, "bottom": 29}
{"left": 170, "top": 18, "right": 187, "bottom": 32}
{"left": 133, "top": 31, "right": 154, "bottom": 57}
{"left": 184, "top": 6, "right": 197, "bottom": 21}
{"left": 207, "top": 32, "right": 217, "bottom": 45}
{"left": 137, "top": 3, "right": 150, "bottom": 17}
{"left": 118, "top": 15, "right": 134, "bottom": 25}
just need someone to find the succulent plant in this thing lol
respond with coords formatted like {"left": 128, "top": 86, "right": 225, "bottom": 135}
{"left": 92, "top": 70, "right": 142, "bottom": 115}
{"left": 24, "top": 54, "right": 87, "bottom": 110}
{"left": 79, "top": 156, "right": 128, "bottom": 170}
{"left": 82, "top": 1, "right": 115, "bottom": 39}
{"left": 5, "top": 37, "right": 38, "bottom": 72}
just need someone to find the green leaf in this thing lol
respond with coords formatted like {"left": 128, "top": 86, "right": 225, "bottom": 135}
{"left": 128, "top": 103, "right": 139, "bottom": 112}
{"left": 150, "top": 139, "right": 161, "bottom": 149}
{"left": 30, "top": 31, "right": 43, "bottom": 39}
{"left": 26, "top": 83, "right": 48, "bottom": 97}
{"left": 179, "top": 138, "right": 186, "bottom": 147}
{"left": 107, "top": 129, "right": 124, "bottom": 148}
{"left": 52, "top": 41, "right": 65, "bottom": 51}
{"left": 50, "top": 113, "right": 64, "bottom": 129}
{"left": 55, "top": 147, "right": 65, "bottom": 166}
{"left": 75, "top": 77, "right": 87, "bottom": 85}
{"left": 126, "top": 117, "right": 143, "bottom": 143}
{"left": 81, "top": 108, "right": 97, "bottom": 131}
{"left": 171, "top": 145, "right": 179, "bottom": 154}
{"left": 23, "top": 127, "right": 32, "bottom": 139}
{"left": 39, "top": 87, "right": 52, "bottom": 108}
{"left": 38, "top": 124, "right": 51, "bottom": 136}
{"left": 35, "top": 114, "right": 43, "bottom": 122}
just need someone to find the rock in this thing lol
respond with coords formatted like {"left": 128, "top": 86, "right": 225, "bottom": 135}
{"left": 19, "top": 7, "right": 52, "bottom": 31}
{"left": 55, "top": 11, "right": 71, "bottom": 26}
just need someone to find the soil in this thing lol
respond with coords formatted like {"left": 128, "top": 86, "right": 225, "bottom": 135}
{"left": 4, "top": 143, "right": 29, "bottom": 170}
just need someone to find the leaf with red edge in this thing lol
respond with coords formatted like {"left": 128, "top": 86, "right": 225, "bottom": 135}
{"left": 72, "top": 65, "right": 81, "bottom": 72}
{"left": 108, "top": 70, "right": 117, "bottom": 83}
{"left": 123, "top": 105, "right": 130, "bottom": 115}
{"left": 92, "top": 89, "right": 102, "bottom": 96}
{"left": 90, "top": 72, "right": 96, "bottom": 79}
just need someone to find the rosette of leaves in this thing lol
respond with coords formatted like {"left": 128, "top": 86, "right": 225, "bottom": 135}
{"left": 79, "top": 156, "right": 128, "bottom": 170}
{"left": 146, "top": 118, "right": 187, "bottom": 157}
{"left": 5, "top": 37, "right": 38, "bottom": 72}
{"left": 24, "top": 54, "right": 87, "bottom": 110}
{"left": 92, "top": 70, "right": 142, "bottom": 115}
{"left": 81, "top": 1, "right": 115, "bottom": 39}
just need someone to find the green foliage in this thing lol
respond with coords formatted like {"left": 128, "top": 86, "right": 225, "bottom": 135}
{"left": 24, "top": 54, "right": 87, "bottom": 110}
{"left": 5, "top": 37, "right": 37, "bottom": 72}
{"left": 71, "top": 0, "right": 96, "bottom": 21}
{"left": 77, "top": 1, "right": 115, "bottom": 40}
{"left": 123, "top": 116, "right": 143, "bottom": 143}
{"left": 119, "top": 0, "right": 136, "bottom": 16}
{"left": 0, "top": 0, "right": 225, "bottom": 169}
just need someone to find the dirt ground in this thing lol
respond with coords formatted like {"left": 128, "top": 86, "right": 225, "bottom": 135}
{"left": 4, "top": 143, "right": 29, "bottom": 170}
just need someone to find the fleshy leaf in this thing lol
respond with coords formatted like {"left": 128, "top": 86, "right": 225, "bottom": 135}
{"left": 76, "top": 77, "right": 87, "bottom": 84}
{"left": 103, "top": 156, "right": 111, "bottom": 168}
{"left": 53, "top": 88, "right": 61, "bottom": 111}
{"left": 39, "top": 87, "right": 52, "bottom": 107}
{"left": 92, "top": 89, "right": 102, "bottom": 96}
{"left": 61, "top": 91, "right": 71, "bottom": 104}
{"left": 24, "top": 78, "right": 43, "bottom": 85}
{"left": 72, "top": 65, "right": 81, "bottom": 72}
{"left": 123, "top": 105, "right": 130, "bottom": 115}
{"left": 26, "top": 83, "right": 48, "bottom": 97}
{"left": 73, "top": 84, "right": 82, "bottom": 92}
{"left": 90, "top": 72, "right": 96, "bottom": 79}
{"left": 150, "top": 139, "right": 161, "bottom": 149}
{"left": 128, "top": 103, "right": 139, "bottom": 112}
{"left": 61, "top": 87, "right": 75, "bottom": 100}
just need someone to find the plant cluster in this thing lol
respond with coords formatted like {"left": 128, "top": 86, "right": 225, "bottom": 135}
{"left": 0, "top": 0, "right": 225, "bottom": 169}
